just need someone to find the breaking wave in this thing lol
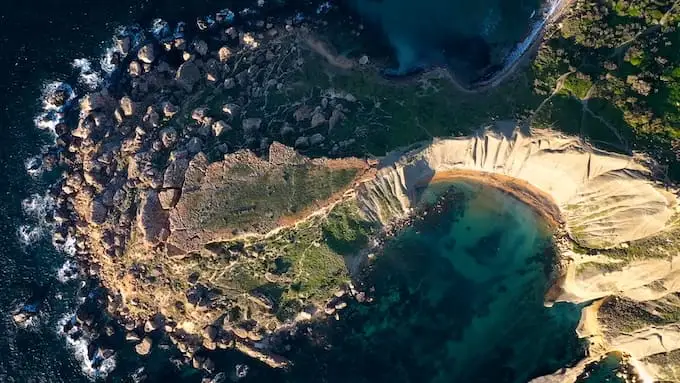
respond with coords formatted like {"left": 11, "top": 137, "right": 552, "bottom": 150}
{"left": 57, "top": 313, "right": 117, "bottom": 381}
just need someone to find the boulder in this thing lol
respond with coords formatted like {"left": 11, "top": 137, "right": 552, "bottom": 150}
{"left": 310, "top": 111, "right": 326, "bottom": 128}
{"left": 294, "top": 136, "right": 309, "bottom": 148}
{"left": 176, "top": 61, "right": 201, "bottom": 91}
{"left": 186, "top": 137, "right": 203, "bottom": 154}
{"left": 329, "top": 109, "right": 345, "bottom": 131}
{"left": 202, "top": 325, "right": 218, "bottom": 341}
{"left": 163, "top": 158, "right": 189, "bottom": 188}
{"left": 129, "top": 61, "right": 143, "bottom": 77}
{"left": 191, "top": 107, "right": 208, "bottom": 123}
{"left": 218, "top": 47, "right": 232, "bottom": 63}
{"left": 309, "top": 133, "right": 325, "bottom": 146}
{"left": 135, "top": 337, "right": 153, "bottom": 355}
{"left": 159, "top": 127, "right": 178, "bottom": 148}
{"left": 88, "top": 200, "right": 107, "bottom": 225}
{"left": 162, "top": 102, "right": 178, "bottom": 118}
{"left": 242, "top": 118, "right": 262, "bottom": 133}
{"left": 119, "top": 96, "right": 135, "bottom": 117}
{"left": 212, "top": 120, "right": 230, "bottom": 137}
{"left": 223, "top": 78, "right": 236, "bottom": 89}
{"left": 193, "top": 39, "right": 209, "bottom": 56}
{"left": 159, "top": 189, "right": 181, "bottom": 210}
{"left": 138, "top": 44, "right": 156, "bottom": 64}
{"left": 222, "top": 103, "right": 239, "bottom": 119}
{"left": 115, "top": 35, "right": 131, "bottom": 55}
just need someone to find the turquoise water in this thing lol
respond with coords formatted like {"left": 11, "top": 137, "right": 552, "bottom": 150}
{"left": 285, "top": 182, "right": 585, "bottom": 382}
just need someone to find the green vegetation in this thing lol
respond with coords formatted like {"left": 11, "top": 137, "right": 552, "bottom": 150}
{"left": 183, "top": 163, "right": 359, "bottom": 232}
{"left": 533, "top": 0, "right": 680, "bottom": 179}
{"left": 563, "top": 72, "right": 593, "bottom": 99}
{"left": 322, "top": 201, "right": 375, "bottom": 255}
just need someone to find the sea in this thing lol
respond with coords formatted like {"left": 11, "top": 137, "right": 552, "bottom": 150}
{"left": 0, "top": 0, "right": 614, "bottom": 382}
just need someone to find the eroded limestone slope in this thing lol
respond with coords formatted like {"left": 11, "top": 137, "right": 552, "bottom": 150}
{"left": 356, "top": 127, "right": 676, "bottom": 249}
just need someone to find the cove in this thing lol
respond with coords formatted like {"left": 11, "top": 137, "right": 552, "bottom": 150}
{"left": 285, "top": 181, "right": 586, "bottom": 382}
{"left": 344, "top": 0, "right": 547, "bottom": 84}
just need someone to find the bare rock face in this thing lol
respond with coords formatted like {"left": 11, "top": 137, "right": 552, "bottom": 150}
{"left": 176, "top": 61, "right": 201, "bottom": 91}
{"left": 136, "top": 190, "right": 169, "bottom": 246}
{"left": 135, "top": 337, "right": 153, "bottom": 355}
{"left": 138, "top": 44, "right": 156, "bottom": 64}
{"left": 163, "top": 158, "right": 189, "bottom": 189}
{"left": 159, "top": 189, "right": 181, "bottom": 210}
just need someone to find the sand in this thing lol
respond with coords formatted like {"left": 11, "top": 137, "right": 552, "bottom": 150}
{"left": 352, "top": 125, "right": 680, "bottom": 382}
{"left": 356, "top": 126, "right": 676, "bottom": 249}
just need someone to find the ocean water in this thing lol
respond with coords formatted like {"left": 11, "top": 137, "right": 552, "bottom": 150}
{"left": 345, "top": 0, "right": 546, "bottom": 80}
{"left": 0, "top": 1, "right": 589, "bottom": 382}
{"left": 283, "top": 182, "right": 586, "bottom": 382}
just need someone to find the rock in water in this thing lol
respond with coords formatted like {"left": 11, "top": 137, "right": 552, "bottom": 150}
{"left": 138, "top": 44, "right": 156, "bottom": 64}
{"left": 135, "top": 337, "right": 153, "bottom": 355}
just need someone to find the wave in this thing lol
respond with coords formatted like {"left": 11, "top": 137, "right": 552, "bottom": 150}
{"left": 56, "top": 259, "right": 80, "bottom": 283}
{"left": 17, "top": 224, "right": 46, "bottom": 246}
{"left": 57, "top": 313, "right": 117, "bottom": 381}
{"left": 72, "top": 58, "right": 103, "bottom": 90}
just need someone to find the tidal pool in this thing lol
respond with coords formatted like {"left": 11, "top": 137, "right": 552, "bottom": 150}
{"left": 345, "top": 0, "right": 547, "bottom": 82}
{"left": 286, "top": 181, "right": 586, "bottom": 382}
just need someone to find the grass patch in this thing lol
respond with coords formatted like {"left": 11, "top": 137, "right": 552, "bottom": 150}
{"left": 322, "top": 200, "right": 375, "bottom": 256}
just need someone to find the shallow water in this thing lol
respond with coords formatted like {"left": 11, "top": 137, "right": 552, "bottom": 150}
{"left": 284, "top": 182, "right": 585, "bottom": 382}
{"left": 346, "top": 0, "right": 545, "bottom": 80}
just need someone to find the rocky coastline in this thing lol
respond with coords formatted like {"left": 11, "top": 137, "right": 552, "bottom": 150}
{"left": 21, "top": 0, "right": 680, "bottom": 381}
{"left": 32, "top": 7, "right": 379, "bottom": 380}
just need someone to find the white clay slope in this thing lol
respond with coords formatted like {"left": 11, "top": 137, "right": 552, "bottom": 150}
{"left": 356, "top": 127, "right": 676, "bottom": 249}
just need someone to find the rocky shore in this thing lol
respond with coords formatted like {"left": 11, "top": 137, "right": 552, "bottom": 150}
{"left": 34, "top": 7, "right": 378, "bottom": 380}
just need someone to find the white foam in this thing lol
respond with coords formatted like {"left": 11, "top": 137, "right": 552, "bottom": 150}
{"left": 24, "top": 155, "right": 44, "bottom": 178}
{"left": 40, "top": 81, "right": 76, "bottom": 112}
{"left": 22, "top": 193, "right": 55, "bottom": 219}
{"left": 57, "top": 313, "right": 117, "bottom": 381}
{"left": 150, "top": 18, "right": 170, "bottom": 39}
{"left": 57, "top": 259, "right": 80, "bottom": 283}
{"left": 72, "top": 59, "right": 103, "bottom": 90}
{"left": 17, "top": 225, "right": 45, "bottom": 246}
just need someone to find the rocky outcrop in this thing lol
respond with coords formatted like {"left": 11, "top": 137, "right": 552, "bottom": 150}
{"left": 167, "top": 142, "right": 371, "bottom": 252}
{"left": 136, "top": 190, "right": 169, "bottom": 246}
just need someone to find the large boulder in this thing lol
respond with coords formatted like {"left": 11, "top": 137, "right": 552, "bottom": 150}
{"left": 135, "top": 337, "right": 153, "bottom": 355}
{"left": 163, "top": 158, "right": 190, "bottom": 189}
{"left": 138, "top": 44, "right": 156, "bottom": 64}
{"left": 176, "top": 61, "right": 201, "bottom": 91}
